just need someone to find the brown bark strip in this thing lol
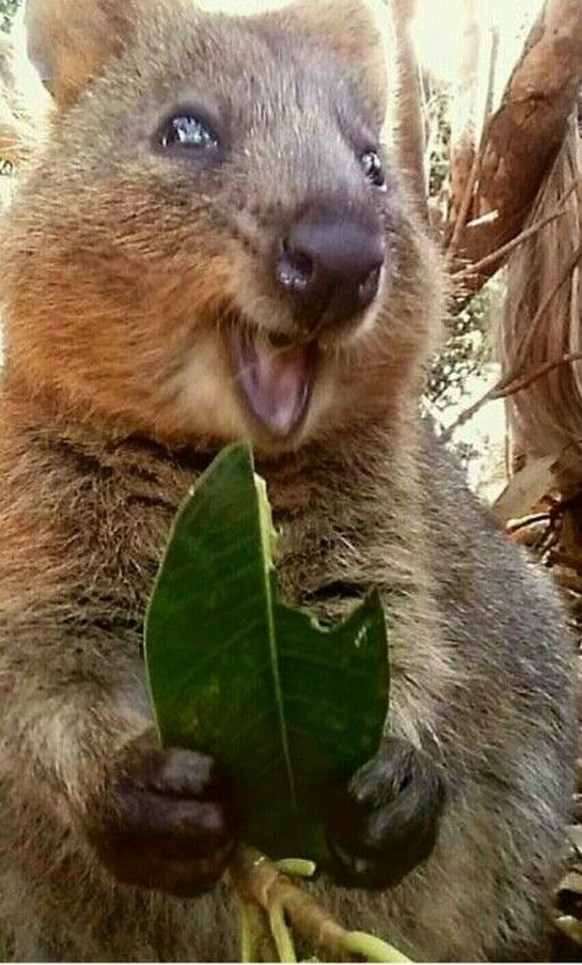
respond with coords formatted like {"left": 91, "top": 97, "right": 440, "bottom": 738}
{"left": 452, "top": 180, "right": 577, "bottom": 281}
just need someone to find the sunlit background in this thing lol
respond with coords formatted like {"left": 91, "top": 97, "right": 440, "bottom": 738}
{"left": 413, "top": 0, "right": 542, "bottom": 89}
{"left": 412, "top": 1, "right": 545, "bottom": 495}
{"left": 414, "top": 0, "right": 543, "bottom": 155}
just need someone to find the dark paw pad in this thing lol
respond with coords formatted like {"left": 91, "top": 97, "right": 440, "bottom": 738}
{"left": 324, "top": 736, "right": 445, "bottom": 889}
{"left": 85, "top": 735, "right": 239, "bottom": 897}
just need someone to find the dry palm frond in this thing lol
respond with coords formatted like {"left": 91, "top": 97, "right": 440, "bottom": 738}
{"left": 498, "top": 108, "right": 582, "bottom": 487}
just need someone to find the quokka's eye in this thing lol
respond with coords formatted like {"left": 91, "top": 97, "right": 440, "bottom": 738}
{"left": 360, "top": 149, "right": 387, "bottom": 191}
{"left": 157, "top": 110, "right": 220, "bottom": 152}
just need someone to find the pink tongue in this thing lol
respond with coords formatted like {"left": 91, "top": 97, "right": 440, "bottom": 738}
{"left": 236, "top": 333, "right": 311, "bottom": 436}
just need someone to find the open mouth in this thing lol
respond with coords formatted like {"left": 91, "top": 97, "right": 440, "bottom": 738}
{"left": 230, "top": 325, "right": 316, "bottom": 438}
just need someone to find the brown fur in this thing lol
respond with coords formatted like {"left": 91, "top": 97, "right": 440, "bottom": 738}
{"left": 0, "top": 0, "right": 575, "bottom": 960}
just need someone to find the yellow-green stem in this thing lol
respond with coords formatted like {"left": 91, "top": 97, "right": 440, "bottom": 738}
{"left": 268, "top": 903, "right": 297, "bottom": 963}
{"left": 275, "top": 858, "right": 316, "bottom": 879}
{"left": 345, "top": 931, "right": 411, "bottom": 963}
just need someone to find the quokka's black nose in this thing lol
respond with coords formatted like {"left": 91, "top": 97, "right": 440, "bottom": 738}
{"left": 274, "top": 206, "right": 385, "bottom": 331}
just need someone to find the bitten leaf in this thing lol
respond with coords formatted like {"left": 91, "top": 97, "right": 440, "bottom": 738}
{"left": 144, "top": 442, "right": 389, "bottom": 860}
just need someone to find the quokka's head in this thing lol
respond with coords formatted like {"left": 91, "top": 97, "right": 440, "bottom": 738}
{"left": 1, "top": 0, "right": 443, "bottom": 454}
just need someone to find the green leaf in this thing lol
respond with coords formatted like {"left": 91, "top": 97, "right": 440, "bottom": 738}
{"left": 144, "top": 442, "right": 389, "bottom": 861}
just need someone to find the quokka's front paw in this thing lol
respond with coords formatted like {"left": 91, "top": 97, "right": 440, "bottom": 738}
{"left": 83, "top": 732, "right": 239, "bottom": 897}
{"left": 323, "top": 736, "right": 446, "bottom": 889}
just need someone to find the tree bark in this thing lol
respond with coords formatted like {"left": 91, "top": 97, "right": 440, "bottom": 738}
{"left": 448, "top": 0, "right": 582, "bottom": 296}
{"left": 390, "top": 0, "right": 428, "bottom": 220}
{"left": 446, "top": 0, "right": 481, "bottom": 243}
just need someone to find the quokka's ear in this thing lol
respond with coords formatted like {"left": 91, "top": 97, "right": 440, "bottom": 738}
{"left": 25, "top": 0, "right": 138, "bottom": 107}
{"left": 269, "top": 0, "right": 394, "bottom": 127}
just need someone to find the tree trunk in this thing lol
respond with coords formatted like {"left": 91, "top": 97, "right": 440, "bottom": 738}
{"left": 390, "top": 0, "right": 428, "bottom": 220}
{"left": 449, "top": 0, "right": 582, "bottom": 296}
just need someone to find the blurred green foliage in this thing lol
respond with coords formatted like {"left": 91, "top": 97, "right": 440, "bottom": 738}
{"left": 422, "top": 69, "right": 493, "bottom": 411}
{"left": 426, "top": 289, "right": 492, "bottom": 410}
{"left": 0, "top": 0, "right": 20, "bottom": 33}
